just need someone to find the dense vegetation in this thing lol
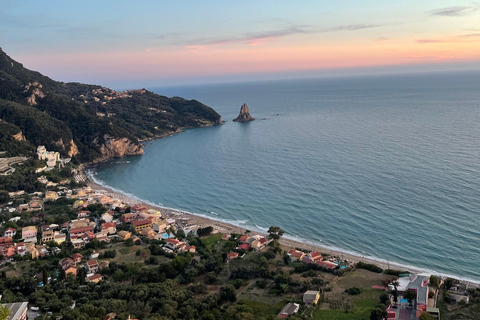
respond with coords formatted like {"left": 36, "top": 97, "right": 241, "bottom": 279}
{"left": 0, "top": 47, "right": 221, "bottom": 162}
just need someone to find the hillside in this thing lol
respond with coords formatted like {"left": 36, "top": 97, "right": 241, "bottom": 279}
{"left": 0, "top": 47, "right": 222, "bottom": 162}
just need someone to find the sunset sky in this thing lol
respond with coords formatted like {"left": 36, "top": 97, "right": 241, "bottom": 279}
{"left": 1, "top": 0, "right": 478, "bottom": 88}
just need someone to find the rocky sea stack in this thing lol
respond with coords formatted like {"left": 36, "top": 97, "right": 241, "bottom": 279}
{"left": 233, "top": 103, "right": 255, "bottom": 122}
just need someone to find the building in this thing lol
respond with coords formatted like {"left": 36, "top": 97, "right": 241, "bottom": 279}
{"left": 227, "top": 252, "right": 239, "bottom": 261}
{"left": 77, "top": 210, "right": 90, "bottom": 218}
{"left": 101, "top": 222, "right": 117, "bottom": 235}
{"left": 101, "top": 212, "right": 114, "bottom": 223}
{"left": 303, "top": 290, "right": 320, "bottom": 306}
{"left": 87, "top": 273, "right": 103, "bottom": 283}
{"left": 141, "top": 227, "right": 155, "bottom": 238}
{"left": 0, "top": 236, "right": 13, "bottom": 246}
{"left": 22, "top": 226, "right": 37, "bottom": 243}
{"left": 3, "top": 302, "right": 28, "bottom": 320}
{"left": 131, "top": 204, "right": 147, "bottom": 213}
{"left": 118, "top": 230, "right": 131, "bottom": 240}
{"left": 133, "top": 219, "right": 152, "bottom": 232}
{"left": 72, "top": 253, "right": 83, "bottom": 264}
{"left": 277, "top": 302, "right": 300, "bottom": 318}
{"left": 45, "top": 191, "right": 59, "bottom": 201}
{"left": 70, "top": 226, "right": 94, "bottom": 237}
{"left": 310, "top": 251, "right": 323, "bottom": 262}
{"left": 152, "top": 221, "right": 167, "bottom": 233}
{"left": 86, "top": 259, "right": 99, "bottom": 274}
{"left": 287, "top": 249, "right": 305, "bottom": 261}
{"left": 42, "top": 230, "right": 55, "bottom": 243}
{"left": 59, "top": 258, "right": 77, "bottom": 276}
{"left": 4, "top": 228, "right": 16, "bottom": 237}
{"left": 121, "top": 213, "right": 136, "bottom": 223}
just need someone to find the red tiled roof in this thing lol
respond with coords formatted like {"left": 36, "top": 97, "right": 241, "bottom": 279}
{"left": 166, "top": 238, "right": 180, "bottom": 245}
{"left": 101, "top": 222, "right": 116, "bottom": 229}
{"left": 227, "top": 252, "right": 239, "bottom": 259}
{"left": 133, "top": 219, "right": 151, "bottom": 227}
{"left": 259, "top": 238, "right": 268, "bottom": 244}
{"left": 87, "top": 259, "right": 98, "bottom": 266}
{"left": 238, "top": 244, "right": 249, "bottom": 250}
{"left": 88, "top": 273, "right": 102, "bottom": 281}
{"left": 239, "top": 235, "right": 248, "bottom": 242}
{"left": 70, "top": 226, "right": 94, "bottom": 234}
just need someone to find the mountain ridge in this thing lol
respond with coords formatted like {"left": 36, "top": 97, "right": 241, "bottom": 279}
{"left": 0, "top": 47, "right": 222, "bottom": 162}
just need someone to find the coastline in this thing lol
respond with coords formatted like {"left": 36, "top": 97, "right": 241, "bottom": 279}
{"left": 84, "top": 170, "right": 455, "bottom": 280}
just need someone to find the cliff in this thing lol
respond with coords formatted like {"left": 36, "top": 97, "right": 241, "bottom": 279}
{"left": 0, "top": 47, "right": 222, "bottom": 162}
{"left": 233, "top": 103, "right": 255, "bottom": 122}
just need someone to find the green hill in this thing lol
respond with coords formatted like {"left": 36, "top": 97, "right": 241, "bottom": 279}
{"left": 0, "top": 47, "right": 222, "bottom": 162}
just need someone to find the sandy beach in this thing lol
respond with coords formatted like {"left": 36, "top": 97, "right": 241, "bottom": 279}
{"left": 86, "top": 177, "right": 428, "bottom": 276}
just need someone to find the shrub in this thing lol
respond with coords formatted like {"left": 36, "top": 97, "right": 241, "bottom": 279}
{"left": 345, "top": 287, "right": 361, "bottom": 295}
{"left": 357, "top": 261, "right": 383, "bottom": 273}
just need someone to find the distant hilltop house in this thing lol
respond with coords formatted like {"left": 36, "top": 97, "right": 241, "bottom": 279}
{"left": 37, "top": 145, "right": 71, "bottom": 168}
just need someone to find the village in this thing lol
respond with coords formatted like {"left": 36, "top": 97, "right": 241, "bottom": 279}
{"left": 1, "top": 175, "right": 478, "bottom": 320}
{"left": 0, "top": 152, "right": 478, "bottom": 320}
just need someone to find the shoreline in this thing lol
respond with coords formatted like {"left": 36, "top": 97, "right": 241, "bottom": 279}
{"left": 84, "top": 170, "right": 480, "bottom": 284}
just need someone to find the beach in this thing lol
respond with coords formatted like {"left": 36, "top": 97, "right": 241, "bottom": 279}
{"left": 86, "top": 177, "right": 427, "bottom": 275}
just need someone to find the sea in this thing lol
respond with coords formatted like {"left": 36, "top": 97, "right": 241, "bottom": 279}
{"left": 91, "top": 70, "right": 480, "bottom": 282}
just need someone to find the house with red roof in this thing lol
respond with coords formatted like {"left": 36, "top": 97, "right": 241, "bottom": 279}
{"left": 185, "top": 246, "right": 196, "bottom": 253}
{"left": 227, "top": 252, "right": 239, "bottom": 261}
{"left": 133, "top": 219, "right": 152, "bottom": 232}
{"left": 238, "top": 235, "right": 249, "bottom": 243}
{"left": 72, "top": 253, "right": 83, "bottom": 264}
{"left": 87, "top": 273, "right": 103, "bottom": 283}
{"left": 0, "top": 236, "right": 13, "bottom": 246}
{"left": 309, "top": 251, "right": 323, "bottom": 262}
{"left": 288, "top": 249, "right": 305, "bottom": 261}
{"left": 121, "top": 213, "right": 136, "bottom": 223}
{"left": 302, "top": 256, "right": 314, "bottom": 264}
{"left": 165, "top": 238, "right": 186, "bottom": 251}
{"left": 221, "top": 234, "right": 231, "bottom": 240}
{"left": 101, "top": 222, "right": 117, "bottom": 235}
{"left": 131, "top": 204, "right": 148, "bottom": 213}
{"left": 70, "top": 226, "right": 94, "bottom": 237}
{"left": 237, "top": 243, "right": 249, "bottom": 251}
{"left": 86, "top": 259, "right": 99, "bottom": 274}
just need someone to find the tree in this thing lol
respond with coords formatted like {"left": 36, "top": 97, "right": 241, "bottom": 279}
{"left": 220, "top": 285, "right": 237, "bottom": 302}
{"left": 124, "top": 238, "right": 134, "bottom": 247}
{"left": 267, "top": 226, "right": 284, "bottom": 247}
{"left": 419, "top": 312, "right": 435, "bottom": 320}
{"left": 391, "top": 280, "right": 399, "bottom": 303}
{"left": 42, "top": 268, "right": 48, "bottom": 286}
{"left": 429, "top": 275, "right": 439, "bottom": 290}
{"left": 404, "top": 289, "right": 417, "bottom": 306}
{"left": 0, "top": 305, "right": 9, "bottom": 320}
{"left": 370, "top": 304, "right": 387, "bottom": 320}
{"left": 444, "top": 278, "right": 454, "bottom": 290}
{"left": 380, "top": 292, "right": 390, "bottom": 305}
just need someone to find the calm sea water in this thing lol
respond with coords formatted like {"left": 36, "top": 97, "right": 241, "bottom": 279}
{"left": 93, "top": 71, "right": 480, "bottom": 282}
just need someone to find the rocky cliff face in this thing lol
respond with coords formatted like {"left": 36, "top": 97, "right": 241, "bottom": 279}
{"left": 98, "top": 135, "right": 144, "bottom": 161}
{"left": 68, "top": 140, "right": 79, "bottom": 157}
{"left": 233, "top": 103, "right": 255, "bottom": 122}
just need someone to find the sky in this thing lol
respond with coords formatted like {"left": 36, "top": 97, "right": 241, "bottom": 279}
{"left": 0, "top": 0, "right": 479, "bottom": 88}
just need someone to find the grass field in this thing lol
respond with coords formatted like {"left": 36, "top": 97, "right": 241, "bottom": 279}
{"left": 201, "top": 233, "right": 224, "bottom": 248}
{"left": 313, "top": 269, "right": 391, "bottom": 320}
{"left": 234, "top": 300, "right": 286, "bottom": 319}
